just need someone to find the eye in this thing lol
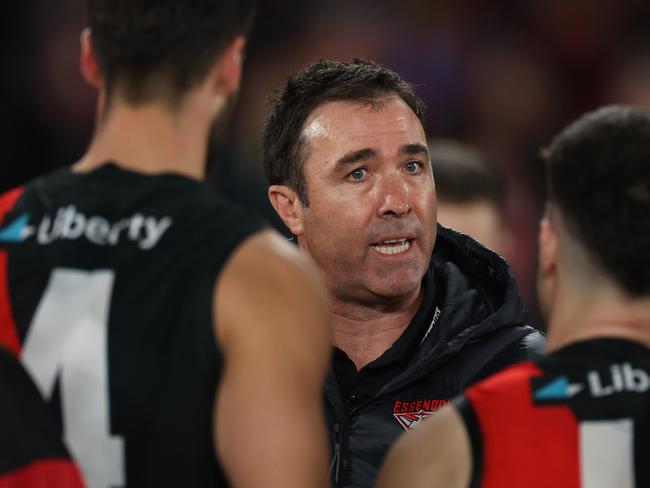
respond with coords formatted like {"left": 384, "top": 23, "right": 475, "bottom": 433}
{"left": 348, "top": 167, "right": 367, "bottom": 181}
{"left": 404, "top": 160, "right": 422, "bottom": 173}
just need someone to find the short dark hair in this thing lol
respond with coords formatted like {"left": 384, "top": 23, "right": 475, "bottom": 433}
{"left": 262, "top": 59, "right": 427, "bottom": 204}
{"left": 544, "top": 105, "right": 650, "bottom": 296}
{"left": 429, "top": 139, "right": 505, "bottom": 214}
{"left": 87, "top": 0, "right": 257, "bottom": 105}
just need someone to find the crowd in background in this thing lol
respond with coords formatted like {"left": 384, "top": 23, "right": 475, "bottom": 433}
{"left": 3, "top": 0, "right": 650, "bottom": 328}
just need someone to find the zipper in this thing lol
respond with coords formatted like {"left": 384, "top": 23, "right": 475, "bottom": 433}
{"left": 329, "top": 422, "right": 343, "bottom": 486}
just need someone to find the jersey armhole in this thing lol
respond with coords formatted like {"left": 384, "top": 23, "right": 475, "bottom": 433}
{"left": 454, "top": 395, "right": 483, "bottom": 488}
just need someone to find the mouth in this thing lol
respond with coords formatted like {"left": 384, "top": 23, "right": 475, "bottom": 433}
{"left": 370, "top": 238, "right": 413, "bottom": 256}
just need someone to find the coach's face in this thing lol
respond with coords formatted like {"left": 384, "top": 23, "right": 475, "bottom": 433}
{"left": 289, "top": 97, "right": 436, "bottom": 304}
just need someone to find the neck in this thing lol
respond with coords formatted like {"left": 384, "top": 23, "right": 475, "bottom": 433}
{"left": 545, "top": 283, "right": 650, "bottom": 352}
{"left": 75, "top": 96, "right": 212, "bottom": 180}
{"left": 331, "top": 287, "right": 423, "bottom": 370}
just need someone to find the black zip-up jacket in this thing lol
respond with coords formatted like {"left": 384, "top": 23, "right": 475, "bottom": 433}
{"left": 325, "top": 226, "right": 545, "bottom": 488}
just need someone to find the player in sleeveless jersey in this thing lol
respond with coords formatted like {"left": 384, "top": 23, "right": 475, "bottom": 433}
{"left": 377, "top": 106, "right": 650, "bottom": 487}
{"left": 0, "top": 1, "right": 330, "bottom": 487}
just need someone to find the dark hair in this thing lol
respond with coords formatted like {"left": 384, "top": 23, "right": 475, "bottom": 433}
{"left": 87, "top": 0, "right": 257, "bottom": 105}
{"left": 429, "top": 139, "right": 505, "bottom": 214}
{"left": 544, "top": 105, "right": 650, "bottom": 295}
{"left": 262, "top": 58, "right": 427, "bottom": 204}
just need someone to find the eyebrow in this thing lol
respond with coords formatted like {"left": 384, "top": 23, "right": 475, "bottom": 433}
{"left": 334, "top": 143, "right": 429, "bottom": 170}
{"left": 401, "top": 143, "right": 429, "bottom": 158}
{"left": 336, "top": 148, "right": 377, "bottom": 167}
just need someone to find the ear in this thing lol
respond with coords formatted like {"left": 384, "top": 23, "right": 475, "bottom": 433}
{"left": 538, "top": 216, "right": 558, "bottom": 277}
{"left": 268, "top": 185, "right": 305, "bottom": 237}
{"left": 80, "top": 28, "right": 102, "bottom": 89}
{"left": 537, "top": 215, "right": 559, "bottom": 322}
{"left": 212, "top": 35, "right": 246, "bottom": 97}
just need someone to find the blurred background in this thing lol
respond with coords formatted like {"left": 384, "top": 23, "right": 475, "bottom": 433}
{"left": 3, "top": 0, "right": 650, "bottom": 328}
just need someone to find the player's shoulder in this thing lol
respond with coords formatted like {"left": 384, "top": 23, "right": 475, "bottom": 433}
{"left": 219, "top": 231, "right": 323, "bottom": 297}
{"left": 214, "top": 230, "right": 328, "bottom": 340}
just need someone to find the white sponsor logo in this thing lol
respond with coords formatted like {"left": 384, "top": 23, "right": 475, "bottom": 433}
{"left": 587, "top": 362, "right": 650, "bottom": 397}
{"left": 30, "top": 205, "right": 172, "bottom": 250}
{"left": 420, "top": 306, "right": 441, "bottom": 345}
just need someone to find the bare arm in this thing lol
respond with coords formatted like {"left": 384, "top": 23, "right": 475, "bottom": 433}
{"left": 376, "top": 405, "right": 472, "bottom": 488}
{"left": 214, "top": 230, "right": 331, "bottom": 488}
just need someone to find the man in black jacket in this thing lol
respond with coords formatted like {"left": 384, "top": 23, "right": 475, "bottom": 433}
{"left": 262, "top": 58, "right": 543, "bottom": 488}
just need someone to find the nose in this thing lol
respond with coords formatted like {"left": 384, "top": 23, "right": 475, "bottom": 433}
{"left": 377, "top": 174, "right": 411, "bottom": 217}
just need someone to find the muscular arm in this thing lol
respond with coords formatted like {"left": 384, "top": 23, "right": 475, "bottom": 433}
{"left": 214, "top": 230, "right": 331, "bottom": 488}
{"left": 377, "top": 405, "right": 472, "bottom": 488}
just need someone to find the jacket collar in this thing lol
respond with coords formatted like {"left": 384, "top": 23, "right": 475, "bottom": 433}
{"left": 378, "top": 224, "right": 529, "bottom": 390}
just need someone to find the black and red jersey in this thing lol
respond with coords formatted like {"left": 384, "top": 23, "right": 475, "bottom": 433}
{"left": 457, "top": 338, "right": 650, "bottom": 488}
{"left": 0, "top": 163, "right": 266, "bottom": 488}
{"left": 0, "top": 345, "right": 85, "bottom": 488}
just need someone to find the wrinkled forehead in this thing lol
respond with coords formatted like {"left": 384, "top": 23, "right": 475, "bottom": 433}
{"left": 300, "top": 97, "right": 426, "bottom": 158}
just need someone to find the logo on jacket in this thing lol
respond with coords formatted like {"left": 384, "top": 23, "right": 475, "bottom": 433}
{"left": 392, "top": 399, "right": 449, "bottom": 431}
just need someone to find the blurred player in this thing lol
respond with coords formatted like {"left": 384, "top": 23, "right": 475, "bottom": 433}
{"left": 0, "top": 345, "right": 85, "bottom": 487}
{"left": 377, "top": 105, "right": 650, "bottom": 487}
{"left": 0, "top": 1, "right": 330, "bottom": 487}
{"left": 430, "top": 139, "right": 509, "bottom": 255}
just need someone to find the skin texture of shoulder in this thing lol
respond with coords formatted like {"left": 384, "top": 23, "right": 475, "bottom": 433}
{"left": 377, "top": 405, "right": 471, "bottom": 488}
{"left": 213, "top": 229, "right": 331, "bottom": 488}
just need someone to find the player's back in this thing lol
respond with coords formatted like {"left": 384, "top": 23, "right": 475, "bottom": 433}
{"left": 458, "top": 338, "right": 650, "bottom": 488}
{"left": 0, "top": 162, "right": 266, "bottom": 488}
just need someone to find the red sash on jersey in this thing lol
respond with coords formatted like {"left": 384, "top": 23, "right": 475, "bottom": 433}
{"left": 0, "top": 459, "right": 85, "bottom": 488}
{"left": 464, "top": 361, "right": 581, "bottom": 488}
{"left": 0, "top": 187, "right": 24, "bottom": 356}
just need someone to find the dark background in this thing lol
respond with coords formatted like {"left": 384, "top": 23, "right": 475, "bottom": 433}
{"left": 3, "top": 0, "right": 650, "bottom": 328}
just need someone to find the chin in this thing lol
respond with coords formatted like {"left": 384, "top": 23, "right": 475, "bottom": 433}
{"left": 369, "top": 275, "right": 423, "bottom": 300}
{"left": 369, "top": 260, "right": 427, "bottom": 293}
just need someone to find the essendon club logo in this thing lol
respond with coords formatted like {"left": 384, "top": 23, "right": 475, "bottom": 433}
{"left": 392, "top": 399, "right": 450, "bottom": 431}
